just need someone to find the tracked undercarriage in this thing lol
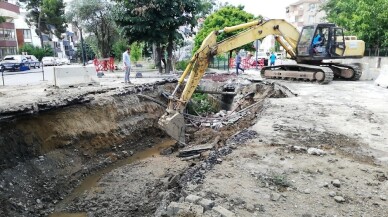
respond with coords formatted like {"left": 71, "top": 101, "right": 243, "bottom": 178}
{"left": 261, "top": 63, "right": 362, "bottom": 84}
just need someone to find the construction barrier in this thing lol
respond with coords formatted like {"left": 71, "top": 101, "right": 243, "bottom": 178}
{"left": 93, "top": 57, "right": 115, "bottom": 72}
{"left": 375, "top": 65, "right": 388, "bottom": 88}
{"left": 53, "top": 65, "right": 99, "bottom": 88}
{"left": 229, "top": 58, "right": 266, "bottom": 70}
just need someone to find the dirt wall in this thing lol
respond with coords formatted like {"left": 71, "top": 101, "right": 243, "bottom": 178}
{"left": 0, "top": 84, "right": 171, "bottom": 217}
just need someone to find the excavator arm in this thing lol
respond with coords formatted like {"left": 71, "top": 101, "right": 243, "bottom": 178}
{"left": 158, "top": 19, "right": 300, "bottom": 143}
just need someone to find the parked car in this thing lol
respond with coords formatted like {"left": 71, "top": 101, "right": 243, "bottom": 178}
{"left": 42, "top": 57, "right": 60, "bottom": 66}
{"left": 25, "top": 55, "right": 40, "bottom": 68}
{"left": 0, "top": 55, "right": 39, "bottom": 71}
{"left": 59, "top": 58, "right": 70, "bottom": 65}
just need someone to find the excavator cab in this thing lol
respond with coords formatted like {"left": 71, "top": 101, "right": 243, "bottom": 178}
{"left": 296, "top": 23, "right": 346, "bottom": 61}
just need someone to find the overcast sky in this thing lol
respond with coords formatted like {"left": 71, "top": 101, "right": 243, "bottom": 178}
{"left": 218, "top": 0, "right": 298, "bottom": 19}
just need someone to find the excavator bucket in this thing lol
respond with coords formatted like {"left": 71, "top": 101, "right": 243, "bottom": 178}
{"left": 158, "top": 111, "right": 186, "bottom": 144}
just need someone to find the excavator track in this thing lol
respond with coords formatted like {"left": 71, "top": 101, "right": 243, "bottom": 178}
{"left": 327, "top": 63, "right": 362, "bottom": 81}
{"left": 260, "top": 64, "right": 334, "bottom": 84}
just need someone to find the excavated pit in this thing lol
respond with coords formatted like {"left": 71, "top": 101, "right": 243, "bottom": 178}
{"left": 0, "top": 79, "right": 294, "bottom": 217}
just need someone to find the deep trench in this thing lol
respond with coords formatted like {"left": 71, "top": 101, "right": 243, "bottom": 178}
{"left": 0, "top": 80, "right": 293, "bottom": 217}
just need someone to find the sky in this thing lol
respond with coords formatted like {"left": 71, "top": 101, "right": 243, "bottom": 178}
{"left": 218, "top": 0, "right": 298, "bottom": 19}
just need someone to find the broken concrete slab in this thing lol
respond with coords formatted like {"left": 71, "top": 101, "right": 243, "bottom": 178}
{"left": 213, "top": 205, "right": 236, "bottom": 217}
{"left": 181, "top": 154, "right": 201, "bottom": 161}
{"left": 178, "top": 145, "right": 214, "bottom": 157}
{"left": 198, "top": 198, "right": 215, "bottom": 211}
{"left": 178, "top": 136, "right": 220, "bottom": 158}
{"left": 166, "top": 202, "right": 204, "bottom": 216}
{"left": 185, "top": 194, "right": 202, "bottom": 203}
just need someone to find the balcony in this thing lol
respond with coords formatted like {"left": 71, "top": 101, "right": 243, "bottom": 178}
{"left": 0, "top": 1, "right": 19, "bottom": 19}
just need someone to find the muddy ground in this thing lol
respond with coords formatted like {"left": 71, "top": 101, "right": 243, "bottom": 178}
{"left": 1, "top": 72, "right": 388, "bottom": 217}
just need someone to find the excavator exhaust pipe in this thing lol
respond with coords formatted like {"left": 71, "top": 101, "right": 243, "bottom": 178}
{"left": 158, "top": 111, "right": 186, "bottom": 144}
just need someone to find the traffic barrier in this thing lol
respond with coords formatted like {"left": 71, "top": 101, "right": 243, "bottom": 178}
{"left": 53, "top": 65, "right": 99, "bottom": 88}
{"left": 375, "top": 65, "right": 388, "bottom": 88}
{"left": 93, "top": 57, "right": 115, "bottom": 72}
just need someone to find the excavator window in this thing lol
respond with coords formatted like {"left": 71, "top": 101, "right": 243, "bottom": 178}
{"left": 297, "top": 26, "right": 315, "bottom": 56}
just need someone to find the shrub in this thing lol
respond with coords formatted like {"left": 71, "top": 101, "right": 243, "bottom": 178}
{"left": 19, "top": 44, "right": 53, "bottom": 61}
{"left": 187, "top": 93, "right": 217, "bottom": 116}
{"left": 175, "top": 60, "right": 189, "bottom": 71}
{"left": 112, "top": 39, "right": 129, "bottom": 61}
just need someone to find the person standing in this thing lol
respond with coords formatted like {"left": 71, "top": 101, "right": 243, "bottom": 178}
{"left": 235, "top": 50, "right": 244, "bottom": 75}
{"left": 270, "top": 52, "right": 276, "bottom": 66}
{"left": 123, "top": 47, "right": 131, "bottom": 84}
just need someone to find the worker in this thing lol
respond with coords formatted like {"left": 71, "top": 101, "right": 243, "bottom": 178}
{"left": 235, "top": 50, "right": 244, "bottom": 75}
{"left": 312, "top": 34, "right": 322, "bottom": 46}
{"left": 123, "top": 47, "right": 131, "bottom": 84}
{"left": 270, "top": 52, "right": 276, "bottom": 66}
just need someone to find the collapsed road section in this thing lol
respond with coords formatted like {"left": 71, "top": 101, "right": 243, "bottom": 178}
{"left": 0, "top": 77, "right": 292, "bottom": 217}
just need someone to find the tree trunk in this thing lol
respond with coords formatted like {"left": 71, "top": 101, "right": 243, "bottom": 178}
{"left": 155, "top": 44, "right": 163, "bottom": 74}
{"left": 166, "top": 34, "right": 174, "bottom": 74}
{"left": 38, "top": 7, "right": 43, "bottom": 48}
{"left": 152, "top": 43, "right": 157, "bottom": 65}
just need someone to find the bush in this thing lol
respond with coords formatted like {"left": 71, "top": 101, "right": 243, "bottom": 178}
{"left": 175, "top": 60, "right": 189, "bottom": 71}
{"left": 130, "top": 42, "right": 143, "bottom": 62}
{"left": 112, "top": 39, "right": 129, "bottom": 61}
{"left": 187, "top": 93, "right": 217, "bottom": 115}
{"left": 19, "top": 44, "right": 53, "bottom": 61}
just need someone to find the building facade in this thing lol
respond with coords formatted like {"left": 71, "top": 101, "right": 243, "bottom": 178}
{"left": 286, "top": 0, "right": 326, "bottom": 30}
{"left": 0, "top": 0, "right": 20, "bottom": 59}
{"left": 14, "top": 0, "right": 78, "bottom": 60}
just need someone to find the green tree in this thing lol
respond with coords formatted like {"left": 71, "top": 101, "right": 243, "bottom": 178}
{"left": 19, "top": 43, "right": 53, "bottom": 61}
{"left": 114, "top": 0, "right": 203, "bottom": 73}
{"left": 20, "top": 0, "right": 67, "bottom": 47}
{"left": 84, "top": 35, "right": 99, "bottom": 58}
{"left": 76, "top": 42, "right": 95, "bottom": 62}
{"left": 193, "top": 6, "right": 258, "bottom": 53}
{"left": 322, "top": 0, "right": 388, "bottom": 48}
{"left": 112, "top": 39, "right": 129, "bottom": 61}
{"left": 196, "top": 0, "right": 216, "bottom": 18}
{"left": 130, "top": 42, "right": 143, "bottom": 62}
{"left": 66, "top": 0, "right": 117, "bottom": 58}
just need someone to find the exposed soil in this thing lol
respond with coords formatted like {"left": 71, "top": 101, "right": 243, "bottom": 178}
{"left": 0, "top": 82, "right": 176, "bottom": 217}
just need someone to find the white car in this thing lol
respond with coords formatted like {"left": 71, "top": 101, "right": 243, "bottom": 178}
{"left": 42, "top": 57, "right": 60, "bottom": 66}
{"left": 59, "top": 58, "right": 70, "bottom": 65}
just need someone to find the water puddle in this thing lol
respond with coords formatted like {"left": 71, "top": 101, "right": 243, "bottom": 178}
{"left": 49, "top": 139, "right": 176, "bottom": 217}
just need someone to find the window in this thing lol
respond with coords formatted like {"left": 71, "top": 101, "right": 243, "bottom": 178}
{"left": 23, "top": 29, "right": 32, "bottom": 39}
{"left": 0, "top": 47, "right": 17, "bottom": 59}
{"left": 308, "top": 15, "right": 315, "bottom": 24}
{"left": 299, "top": 26, "right": 315, "bottom": 46}
{"left": 309, "top": 3, "right": 316, "bottom": 11}
{"left": 0, "top": 28, "right": 16, "bottom": 40}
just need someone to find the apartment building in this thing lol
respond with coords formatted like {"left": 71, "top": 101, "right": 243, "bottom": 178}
{"left": 0, "top": 0, "right": 20, "bottom": 58}
{"left": 286, "top": 0, "right": 326, "bottom": 30}
{"left": 14, "top": 0, "right": 78, "bottom": 60}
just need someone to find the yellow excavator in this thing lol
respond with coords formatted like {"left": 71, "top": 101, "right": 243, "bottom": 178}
{"left": 159, "top": 19, "right": 365, "bottom": 143}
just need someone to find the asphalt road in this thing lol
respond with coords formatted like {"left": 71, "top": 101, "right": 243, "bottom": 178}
{"left": 0, "top": 67, "right": 54, "bottom": 86}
